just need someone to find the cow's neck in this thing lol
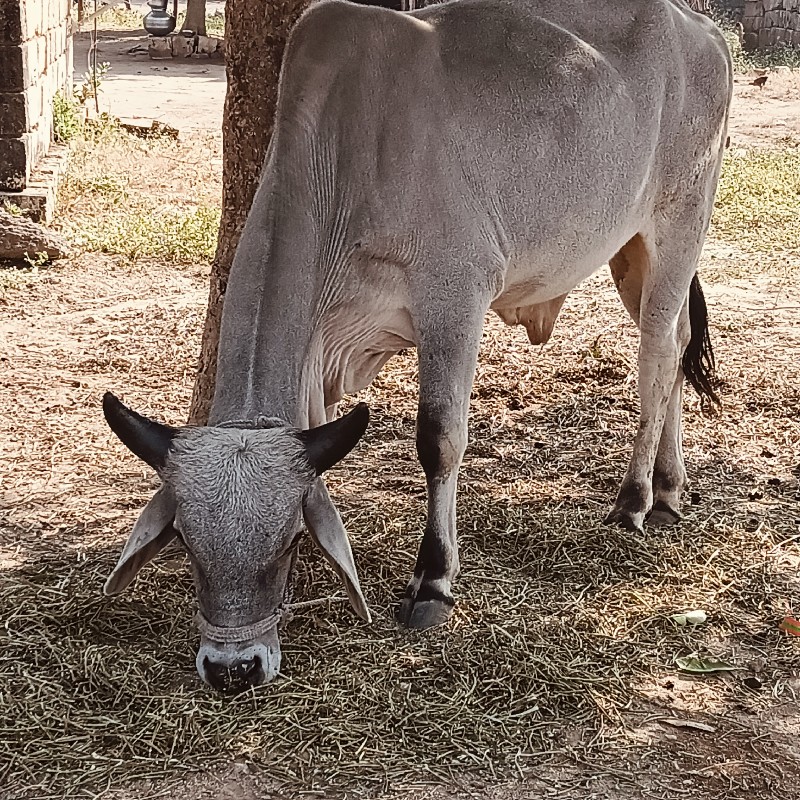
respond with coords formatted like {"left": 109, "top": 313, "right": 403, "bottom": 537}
{"left": 207, "top": 173, "right": 345, "bottom": 429}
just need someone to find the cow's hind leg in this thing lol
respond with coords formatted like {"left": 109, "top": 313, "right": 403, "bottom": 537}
{"left": 397, "top": 298, "right": 488, "bottom": 629}
{"left": 605, "top": 219, "right": 716, "bottom": 532}
{"left": 609, "top": 234, "right": 687, "bottom": 526}
{"left": 649, "top": 274, "right": 718, "bottom": 524}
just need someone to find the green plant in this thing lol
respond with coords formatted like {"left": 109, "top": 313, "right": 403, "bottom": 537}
{"left": 74, "top": 62, "right": 110, "bottom": 105}
{"left": 2, "top": 201, "right": 23, "bottom": 216}
{"left": 714, "top": 14, "right": 800, "bottom": 73}
{"left": 22, "top": 251, "right": 51, "bottom": 268}
{"left": 63, "top": 204, "right": 220, "bottom": 263}
{"left": 52, "top": 90, "right": 82, "bottom": 143}
{"left": 53, "top": 62, "right": 118, "bottom": 143}
{"left": 710, "top": 146, "right": 800, "bottom": 255}
{"left": 204, "top": 10, "right": 225, "bottom": 36}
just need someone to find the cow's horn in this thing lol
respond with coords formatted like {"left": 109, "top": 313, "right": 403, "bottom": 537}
{"left": 298, "top": 403, "right": 370, "bottom": 475}
{"left": 102, "top": 392, "right": 179, "bottom": 472}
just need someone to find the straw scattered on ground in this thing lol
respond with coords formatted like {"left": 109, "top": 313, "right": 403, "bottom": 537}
{"left": 1, "top": 119, "right": 799, "bottom": 800}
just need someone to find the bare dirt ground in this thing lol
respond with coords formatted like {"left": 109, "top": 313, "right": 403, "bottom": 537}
{"left": 729, "top": 70, "right": 800, "bottom": 146}
{"left": 1, "top": 38, "right": 800, "bottom": 800}
{"left": 73, "top": 4, "right": 226, "bottom": 131}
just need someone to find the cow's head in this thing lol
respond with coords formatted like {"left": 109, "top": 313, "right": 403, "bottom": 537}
{"left": 102, "top": 392, "right": 370, "bottom": 693}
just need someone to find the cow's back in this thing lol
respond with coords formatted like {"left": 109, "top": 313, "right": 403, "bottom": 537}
{"left": 279, "top": 0, "right": 730, "bottom": 259}
{"left": 216, "top": 0, "right": 732, "bottom": 426}
{"left": 412, "top": 0, "right": 730, "bottom": 248}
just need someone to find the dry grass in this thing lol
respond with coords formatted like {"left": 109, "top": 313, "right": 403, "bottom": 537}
{"left": 709, "top": 144, "right": 800, "bottom": 265}
{"left": 54, "top": 123, "right": 221, "bottom": 264}
{"left": 2, "top": 259, "right": 800, "bottom": 798}
{"left": 0, "top": 264, "right": 46, "bottom": 296}
{"left": 93, "top": 7, "right": 226, "bottom": 36}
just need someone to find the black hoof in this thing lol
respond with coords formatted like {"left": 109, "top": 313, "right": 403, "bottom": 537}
{"left": 397, "top": 592, "right": 454, "bottom": 630}
{"left": 647, "top": 500, "right": 682, "bottom": 527}
{"left": 603, "top": 508, "right": 645, "bottom": 535}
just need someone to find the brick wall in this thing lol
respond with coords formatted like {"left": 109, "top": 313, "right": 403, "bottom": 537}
{"left": 0, "top": 0, "right": 73, "bottom": 191}
{"left": 740, "top": 0, "right": 800, "bottom": 50}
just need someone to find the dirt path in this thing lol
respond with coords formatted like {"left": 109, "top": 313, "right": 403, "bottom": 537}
{"left": 730, "top": 70, "right": 800, "bottom": 146}
{"left": 73, "top": 2, "right": 226, "bottom": 132}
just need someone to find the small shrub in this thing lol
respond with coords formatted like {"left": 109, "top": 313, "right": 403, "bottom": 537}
{"left": 2, "top": 202, "right": 23, "bottom": 216}
{"left": 74, "top": 62, "right": 110, "bottom": 106}
{"left": 53, "top": 91, "right": 82, "bottom": 143}
{"left": 714, "top": 14, "right": 800, "bottom": 73}
{"left": 0, "top": 260, "right": 44, "bottom": 297}
{"left": 23, "top": 251, "right": 51, "bottom": 268}
{"left": 53, "top": 62, "right": 113, "bottom": 143}
{"left": 205, "top": 10, "right": 225, "bottom": 36}
{"left": 66, "top": 205, "right": 220, "bottom": 264}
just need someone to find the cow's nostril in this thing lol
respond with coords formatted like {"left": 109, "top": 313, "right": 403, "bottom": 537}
{"left": 203, "top": 657, "right": 228, "bottom": 691}
{"left": 233, "top": 655, "right": 261, "bottom": 682}
{"left": 203, "top": 655, "right": 263, "bottom": 693}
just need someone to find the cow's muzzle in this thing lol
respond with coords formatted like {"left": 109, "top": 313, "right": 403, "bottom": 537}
{"left": 195, "top": 610, "right": 283, "bottom": 692}
{"left": 202, "top": 652, "right": 266, "bottom": 693}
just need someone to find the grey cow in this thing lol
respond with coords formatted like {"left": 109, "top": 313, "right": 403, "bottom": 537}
{"left": 102, "top": 0, "right": 732, "bottom": 692}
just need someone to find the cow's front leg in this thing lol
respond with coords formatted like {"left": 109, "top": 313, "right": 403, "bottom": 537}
{"left": 397, "top": 301, "right": 486, "bottom": 629}
{"left": 397, "top": 402, "right": 465, "bottom": 628}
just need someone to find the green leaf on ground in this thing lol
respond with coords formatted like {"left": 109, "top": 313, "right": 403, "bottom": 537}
{"left": 675, "top": 655, "right": 739, "bottom": 674}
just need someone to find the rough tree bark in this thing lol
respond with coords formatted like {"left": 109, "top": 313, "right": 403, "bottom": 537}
{"left": 0, "top": 209, "right": 71, "bottom": 261}
{"left": 180, "top": 0, "right": 207, "bottom": 36}
{"left": 188, "top": 0, "right": 309, "bottom": 424}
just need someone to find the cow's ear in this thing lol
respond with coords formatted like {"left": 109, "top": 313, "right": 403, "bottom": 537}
{"left": 303, "top": 480, "right": 371, "bottom": 623}
{"left": 103, "top": 392, "right": 179, "bottom": 472}
{"left": 297, "top": 404, "right": 369, "bottom": 475}
{"left": 104, "top": 487, "right": 177, "bottom": 595}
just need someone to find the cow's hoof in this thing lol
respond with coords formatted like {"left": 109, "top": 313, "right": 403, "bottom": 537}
{"left": 647, "top": 500, "right": 682, "bottom": 527}
{"left": 397, "top": 597, "right": 454, "bottom": 630}
{"left": 602, "top": 508, "right": 645, "bottom": 535}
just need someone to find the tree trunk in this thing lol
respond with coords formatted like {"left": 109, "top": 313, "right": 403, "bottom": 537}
{"left": 180, "top": 0, "right": 207, "bottom": 36}
{"left": 0, "top": 209, "right": 71, "bottom": 261}
{"left": 188, "top": 0, "right": 309, "bottom": 425}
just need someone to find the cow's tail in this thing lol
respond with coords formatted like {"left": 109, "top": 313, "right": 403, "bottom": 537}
{"left": 682, "top": 273, "right": 720, "bottom": 415}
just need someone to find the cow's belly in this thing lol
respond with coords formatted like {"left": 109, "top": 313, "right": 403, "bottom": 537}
{"left": 495, "top": 222, "right": 632, "bottom": 305}
{"left": 489, "top": 222, "right": 639, "bottom": 344}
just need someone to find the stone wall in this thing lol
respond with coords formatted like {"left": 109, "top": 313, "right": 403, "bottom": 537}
{"left": 740, "top": 0, "right": 800, "bottom": 50}
{"left": 0, "top": 0, "right": 73, "bottom": 191}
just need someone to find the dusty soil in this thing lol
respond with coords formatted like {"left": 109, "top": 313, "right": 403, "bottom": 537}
{"left": 75, "top": 20, "right": 800, "bottom": 142}
{"left": 2, "top": 35, "right": 800, "bottom": 800}
{"left": 73, "top": 8, "right": 226, "bottom": 131}
{"left": 729, "top": 70, "right": 800, "bottom": 145}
